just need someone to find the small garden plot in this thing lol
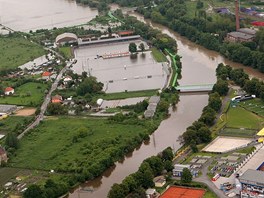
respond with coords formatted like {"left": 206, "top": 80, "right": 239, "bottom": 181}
{"left": 0, "top": 82, "right": 48, "bottom": 106}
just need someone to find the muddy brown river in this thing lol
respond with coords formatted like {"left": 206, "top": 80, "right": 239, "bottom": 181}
{"left": 0, "top": 0, "right": 98, "bottom": 32}
{"left": 1, "top": 1, "right": 264, "bottom": 197}
{"left": 68, "top": 11, "right": 264, "bottom": 198}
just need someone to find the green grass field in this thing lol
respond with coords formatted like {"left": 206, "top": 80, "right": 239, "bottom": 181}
{"left": 239, "top": 99, "right": 264, "bottom": 117}
{"left": 219, "top": 127, "right": 257, "bottom": 138}
{"left": 226, "top": 106, "right": 263, "bottom": 129}
{"left": 0, "top": 82, "right": 48, "bottom": 106}
{"left": 151, "top": 47, "right": 167, "bottom": 62}
{"left": 9, "top": 117, "right": 149, "bottom": 171}
{"left": 0, "top": 116, "right": 33, "bottom": 135}
{"left": 98, "top": 89, "right": 158, "bottom": 100}
{"left": 0, "top": 37, "right": 45, "bottom": 71}
{"left": 58, "top": 47, "right": 73, "bottom": 59}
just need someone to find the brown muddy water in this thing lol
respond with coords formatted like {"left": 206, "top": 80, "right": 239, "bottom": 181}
{"left": 69, "top": 10, "right": 264, "bottom": 198}
{"left": 2, "top": 1, "right": 264, "bottom": 197}
{"left": 0, "top": 0, "right": 98, "bottom": 32}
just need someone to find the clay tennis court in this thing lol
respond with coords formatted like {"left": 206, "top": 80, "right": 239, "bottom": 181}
{"left": 160, "top": 186, "right": 205, "bottom": 198}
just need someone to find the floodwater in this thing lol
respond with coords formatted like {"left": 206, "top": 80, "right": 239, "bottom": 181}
{"left": 74, "top": 41, "right": 167, "bottom": 93}
{"left": 70, "top": 95, "right": 209, "bottom": 198}
{"left": 0, "top": 0, "right": 98, "bottom": 32}
{"left": 101, "top": 97, "right": 147, "bottom": 108}
{"left": 1, "top": 0, "right": 264, "bottom": 196}
{"left": 70, "top": 10, "right": 264, "bottom": 198}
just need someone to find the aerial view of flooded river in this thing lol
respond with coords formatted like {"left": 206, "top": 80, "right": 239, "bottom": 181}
{"left": 0, "top": 0, "right": 98, "bottom": 32}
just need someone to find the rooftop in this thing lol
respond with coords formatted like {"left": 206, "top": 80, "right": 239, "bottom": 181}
{"left": 42, "top": 71, "right": 52, "bottom": 77}
{"left": 238, "top": 28, "right": 257, "bottom": 35}
{"left": 228, "top": 31, "right": 255, "bottom": 40}
{"left": 173, "top": 164, "right": 190, "bottom": 172}
{"left": 0, "top": 104, "right": 17, "bottom": 114}
{"left": 239, "top": 169, "right": 264, "bottom": 186}
{"left": 5, "top": 87, "right": 14, "bottom": 92}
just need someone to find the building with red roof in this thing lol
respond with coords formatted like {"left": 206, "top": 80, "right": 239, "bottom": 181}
{"left": 42, "top": 71, "right": 52, "bottom": 80}
{"left": 118, "top": 30, "right": 134, "bottom": 37}
{"left": 4, "top": 87, "right": 14, "bottom": 95}
{"left": 52, "top": 95, "right": 63, "bottom": 103}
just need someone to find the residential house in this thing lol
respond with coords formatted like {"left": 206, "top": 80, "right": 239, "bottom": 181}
{"left": 52, "top": 95, "right": 63, "bottom": 103}
{"left": 226, "top": 28, "right": 257, "bottom": 42}
{"left": 4, "top": 87, "right": 14, "bottom": 95}
{"left": 0, "top": 146, "right": 8, "bottom": 165}
{"left": 146, "top": 188, "right": 158, "bottom": 198}
{"left": 153, "top": 176, "right": 166, "bottom": 188}
{"left": 42, "top": 71, "right": 52, "bottom": 80}
{"left": 63, "top": 76, "right": 73, "bottom": 84}
{"left": 173, "top": 164, "right": 191, "bottom": 177}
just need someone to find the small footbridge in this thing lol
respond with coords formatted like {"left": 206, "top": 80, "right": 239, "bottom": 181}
{"left": 176, "top": 84, "right": 214, "bottom": 93}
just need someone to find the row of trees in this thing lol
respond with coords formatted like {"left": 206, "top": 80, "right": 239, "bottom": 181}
{"left": 179, "top": 64, "right": 230, "bottom": 150}
{"left": 24, "top": 179, "right": 68, "bottom": 198}
{"left": 136, "top": 0, "right": 264, "bottom": 73}
{"left": 108, "top": 147, "right": 174, "bottom": 198}
{"left": 216, "top": 63, "right": 264, "bottom": 101}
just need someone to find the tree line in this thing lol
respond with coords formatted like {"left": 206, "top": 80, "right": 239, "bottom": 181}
{"left": 179, "top": 63, "right": 230, "bottom": 151}
{"left": 108, "top": 147, "right": 174, "bottom": 198}
{"left": 137, "top": 0, "right": 264, "bottom": 73}
{"left": 216, "top": 63, "right": 264, "bottom": 101}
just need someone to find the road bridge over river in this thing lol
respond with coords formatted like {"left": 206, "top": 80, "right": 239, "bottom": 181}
{"left": 176, "top": 84, "right": 214, "bottom": 93}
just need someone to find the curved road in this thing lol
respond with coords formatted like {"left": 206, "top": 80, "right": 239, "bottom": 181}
{"left": 18, "top": 60, "right": 73, "bottom": 139}
{"left": 194, "top": 157, "right": 228, "bottom": 198}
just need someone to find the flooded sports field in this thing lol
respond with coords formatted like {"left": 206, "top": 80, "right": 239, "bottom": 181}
{"left": 73, "top": 41, "right": 168, "bottom": 93}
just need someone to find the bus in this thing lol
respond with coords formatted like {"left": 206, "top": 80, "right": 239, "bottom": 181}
{"left": 212, "top": 173, "right": 220, "bottom": 181}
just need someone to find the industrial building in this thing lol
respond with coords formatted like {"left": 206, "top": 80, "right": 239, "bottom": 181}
{"left": 225, "top": 0, "right": 257, "bottom": 43}
{"left": 239, "top": 169, "right": 264, "bottom": 198}
{"left": 226, "top": 28, "right": 256, "bottom": 42}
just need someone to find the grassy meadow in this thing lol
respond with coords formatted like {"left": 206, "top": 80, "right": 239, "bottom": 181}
{"left": 0, "top": 82, "right": 48, "bottom": 106}
{"left": 226, "top": 106, "right": 263, "bottom": 129}
{"left": 239, "top": 98, "right": 264, "bottom": 117}
{"left": 0, "top": 37, "right": 45, "bottom": 71}
{"left": 9, "top": 117, "right": 150, "bottom": 172}
{"left": 151, "top": 47, "right": 167, "bottom": 62}
{"left": 0, "top": 116, "right": 33, "bottom": 135}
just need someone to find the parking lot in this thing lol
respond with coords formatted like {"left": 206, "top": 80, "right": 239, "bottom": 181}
{"left": 210, "top": 153, "right": 247, "bottom": 178}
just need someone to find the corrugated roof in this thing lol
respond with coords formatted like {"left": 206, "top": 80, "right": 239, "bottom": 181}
{"left": 239, "top": 169, "right": 264, "bottom": 185}
{"left": 228, "top": 31, "right": 254, "bottom": 40}
{"left": 257, "top": 128, "right": 264, "bottom": 136}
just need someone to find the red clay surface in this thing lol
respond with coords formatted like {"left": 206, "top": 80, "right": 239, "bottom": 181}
{"left": 160, "top": 186, "right": 206, "bottom": 198}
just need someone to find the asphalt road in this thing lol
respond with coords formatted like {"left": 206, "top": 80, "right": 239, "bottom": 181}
{"left": 193, "top": 157, "right": 228, "bottom": 198}
{"left": 18, "top": 61, "right": 73, "bottom": 139}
